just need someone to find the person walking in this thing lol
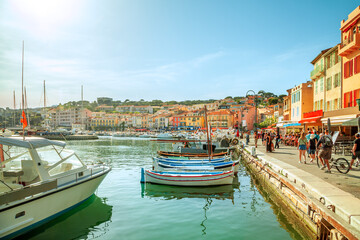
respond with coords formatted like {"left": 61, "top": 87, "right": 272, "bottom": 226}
{"left": 254, "top": 131, "right": 258, "bottom": 148}
{"left": 316, "top": 130, "right": 333, "bottom": 173}
{"left": 246, "top": 131, "right": 250, "bottom": 145}
{"left": 297, "top": 132, "right": 308, "bottom": 163}
{"left": 350, "top": 133, "right": 360, "bottom": 169}
{"left": 275, "top": 132, "right": 280, "bottom": 149}
{"left": 308, "top": 134, "right": 317, "bottom": 163}
{"left": 305, "top": 131, "right": 311, "bottom": 158}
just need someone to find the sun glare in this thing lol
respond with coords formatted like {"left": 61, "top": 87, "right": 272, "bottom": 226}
{"left": 10, "top": 0, "right": 83, "bottom": 35}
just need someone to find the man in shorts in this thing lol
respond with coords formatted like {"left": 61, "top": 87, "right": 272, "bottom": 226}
{"left": 350, "top": 133, "right": 360, "bottom": 169}
{"left": 316, "top": 130, "right": 333, "bottom": 173}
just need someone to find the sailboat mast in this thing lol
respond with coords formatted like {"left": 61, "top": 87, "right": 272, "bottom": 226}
{"left": 81, "top": 85, "right": 84, "bottom": 130}
{"left": 21, "top": 41, "right": 25, "bottom": 139}
{"left": 43, "top": 80, "right": 46, "bottom": 109}
{"left": 21, "top": 41, "right": 24, "bottom": 112}
{"left": 24, "top": 87, "right": 30, "bottom": 129}
{"left": 204, "top": 106, "right": 212, "bottom": 158}
{"left": 13, "top": 91, "right": 16, "bottom": 127}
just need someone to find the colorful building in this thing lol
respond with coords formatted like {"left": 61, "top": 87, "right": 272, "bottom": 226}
{"left": 207, "top": 109, "right": 235, "bottom": 129}
{"left": 338, "top": 6, "right": 360, "bottom": 109}
{"left": 311, "top": 48, "right": 331, "bottom": 111}
{"left": 323, "top": 45, "right": 342, "bottom": 112}
{"left": 290, "top": 81, "right": 313, "bottom": 122}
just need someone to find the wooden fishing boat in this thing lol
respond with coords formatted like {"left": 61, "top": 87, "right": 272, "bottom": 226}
{"left": 153, "top": 159, "right": 240, "bottom": 173}
{"left": 140, "top": 168, "right": 234, "bottom": 186}
{"left": 154, "top": 156, "right": 231, "bottom": 163}
{"left": 157, "top": 151, "right": 227, "bottom": 157}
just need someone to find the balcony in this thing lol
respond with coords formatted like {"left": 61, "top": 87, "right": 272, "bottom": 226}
{"left": 310, "top": 64, "right": 324, "bottom": 80}
{"left": 338, "top": 32, "right": 360, "bottom": 57}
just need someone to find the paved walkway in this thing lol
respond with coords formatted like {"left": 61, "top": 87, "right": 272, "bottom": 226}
{"left": 246, "top": 139, "right": 360, "bottom": 199}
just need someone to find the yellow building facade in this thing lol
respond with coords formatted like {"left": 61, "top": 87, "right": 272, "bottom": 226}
{"left": 323, "top": 45, "right": 342, "bottom": 112}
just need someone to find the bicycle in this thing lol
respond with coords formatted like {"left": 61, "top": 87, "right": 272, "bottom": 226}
{"left": 316, "top": 154, "right": 350, "bottom": 174}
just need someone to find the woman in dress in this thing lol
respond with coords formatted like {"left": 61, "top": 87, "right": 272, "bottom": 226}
{"left": 297, "top": 132, "right": 308, "bottom": 163}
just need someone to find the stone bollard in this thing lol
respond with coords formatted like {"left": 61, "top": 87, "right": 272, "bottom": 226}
{"left": 251, "top": 146, "right": 256, "bottom": 156}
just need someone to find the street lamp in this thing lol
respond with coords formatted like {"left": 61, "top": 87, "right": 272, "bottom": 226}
{"left": 246, "top": 90, "right": 257, "bottom": 131}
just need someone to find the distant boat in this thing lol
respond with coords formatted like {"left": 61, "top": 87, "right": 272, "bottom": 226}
{"left": 156, "top": 133, "right": 179, "bottom": 140}
{"left": 140, "top": 168, "right": 234, "bottom": 186}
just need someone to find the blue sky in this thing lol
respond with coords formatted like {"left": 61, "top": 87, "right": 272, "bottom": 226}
{"left": 0, "top": 0, "right": 358, "bottom": 108}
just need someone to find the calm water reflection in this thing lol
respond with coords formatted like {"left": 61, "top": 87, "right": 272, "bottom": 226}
{"left": 16, "top": 137, "right": 307, "bottom": 240}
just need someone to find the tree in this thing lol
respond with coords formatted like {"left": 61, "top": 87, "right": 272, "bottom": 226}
{"left": 258, "top": 117, "right": 277, "bottom": 129}
{"left": 268, "top": 98, "right": 279, "bottom": 105}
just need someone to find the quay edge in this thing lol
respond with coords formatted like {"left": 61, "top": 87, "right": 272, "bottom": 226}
{"left": 236, "top": 144, "right": 360, "bottom": 240}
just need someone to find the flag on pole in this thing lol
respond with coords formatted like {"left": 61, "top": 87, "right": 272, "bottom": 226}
{"left": 20, "top": 110, "right": 28, "bottom": 129}
{"left": 0, "top": 144, "right": 4, "bottom": 163}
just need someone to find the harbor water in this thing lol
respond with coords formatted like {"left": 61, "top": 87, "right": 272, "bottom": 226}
{"left": 19, "top": 137, "right": 307, "bottom": 240}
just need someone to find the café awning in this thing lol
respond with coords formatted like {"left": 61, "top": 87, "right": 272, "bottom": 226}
{"left": 298, "top": 116, "right": 322, "bottom": 124}
{"left": 284, "top": 123, "right": 301, "bottom": 127}
{"left": 342, "top": 117, "right": 360, "bottom": 126}
{"left": 321, "top": 114, "right": 357, "bottom": 125}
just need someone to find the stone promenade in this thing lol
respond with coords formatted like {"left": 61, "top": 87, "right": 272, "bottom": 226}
{"left": 247, "top": 139, "right": 360, "bottom": 199}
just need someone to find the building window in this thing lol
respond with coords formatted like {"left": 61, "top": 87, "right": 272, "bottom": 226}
{"left": 334, "top": 52, "right": 339, "bottom": 65}
{"left": 326, "top": 77, "right": 332, "bottom": 91}
{"left": 315, "top": 80, "right": 318, "bottom": 94}
{"left": 344, "top": 92, "right": 352, "bottom": 108}
{"left": 320, "top": 78, "right": 324, "bottom": 92}
{"left": 334, "top": 98, "right": 338, "bottom": 110}
{"left": 344, "top": 59, "right": 353, "bottom": 78}
{"left": 326, "top": 100, "right": 331, "bottom": 111}
{"left": 320, "top": 99, "right": 324, "bottom": 110}
{"left": 296, "top": 107, "right": 299, "bottom": 117}
{"left": 333, "top": 73, "right": 340, "bottom": 88}
{"left": 354, "top": 55, "right": 360, "bottom": 74}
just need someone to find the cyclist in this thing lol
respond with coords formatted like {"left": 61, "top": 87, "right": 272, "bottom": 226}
{"left": 316, "top": 130, "right": 333, "bottom": 173}
{"left": 350, "top": 133, "right": 360, "bottom": 169}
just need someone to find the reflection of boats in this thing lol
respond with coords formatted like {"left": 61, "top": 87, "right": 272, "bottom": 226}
{"left": 140, "top": 168, "right": 234, "bottom": 186}
{"left": 141, "top": 183, "right": 236, "bottom": 236}
{"left": 19, "top": 195, "right": 112, "bottom": 239}
{"left": 141, "top": 183, "right": 235, "bottom": 200}
{"left": 0, "top": 137, "right": 111, "bottom": 239}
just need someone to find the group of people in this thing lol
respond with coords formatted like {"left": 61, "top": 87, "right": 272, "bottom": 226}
{"left": 250, "top": 128, "right": 360, "bottom": 174}
{"left": 296, "top": 129, "right": 334, "bottom": 173}
{"left": 251, "top": 131, "right": 280, "bottom": 153}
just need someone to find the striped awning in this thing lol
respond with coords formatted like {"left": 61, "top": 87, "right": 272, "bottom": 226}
{"left": 321, "top": 114, "right": 357, "bottom": 125}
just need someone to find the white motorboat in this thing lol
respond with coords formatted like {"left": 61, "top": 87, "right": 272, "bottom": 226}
{"left": 0, "top": 136, "right": 111, "bottom": 239}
